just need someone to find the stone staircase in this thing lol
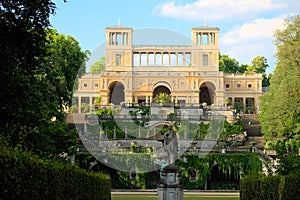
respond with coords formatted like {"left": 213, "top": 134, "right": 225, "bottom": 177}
{"left": 241, "top": 114, "right": 265, "bottom": 149}
{"left": 242, "top": 114, "right": 262, "bottom": 136}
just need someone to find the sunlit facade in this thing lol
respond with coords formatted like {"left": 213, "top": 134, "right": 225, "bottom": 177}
{"left": 73, "top": 25, "right": 263, "bottom": 113}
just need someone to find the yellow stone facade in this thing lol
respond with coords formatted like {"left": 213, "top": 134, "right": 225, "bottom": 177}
{"left": 73, "top": 25, "right": 263, "bottom": 113}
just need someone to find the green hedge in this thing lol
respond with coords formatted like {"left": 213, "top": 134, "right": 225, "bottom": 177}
{"left": 0, "top": 147, "right": 111, "bottom": 200}
{"left": 240, "top": 174, "right": 300, "bottom": 200}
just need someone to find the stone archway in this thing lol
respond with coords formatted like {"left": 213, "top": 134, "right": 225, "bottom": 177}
{"left": 152, "top": 82, "right": 172, "bottom": 99}
{"left": 109, "top": 81, "right": 125, "bottom": 105}
{"left": 149, "top": 122, "right": 172, "bottom": 140}
{"left": 199, "top": 82, "right": 216, "bottom": 105}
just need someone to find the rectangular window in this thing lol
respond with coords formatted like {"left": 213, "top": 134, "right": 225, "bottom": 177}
{"left": 73, "top": 97, "right": 78, "bottom": 105}
{"left": 170, "top": 53, "right": 177, "bottom": 66}
{"left": 184, "top": 53, "right": 191, "bottom": 66}
{"left": 202, "top": 54, "right": 208, "bottom": 66}
{"left": 141, "top": 53, "right": 147, "bottom": 66}
{"left": 248, "top": 84, "right": 252, "bottom": 88}
{"left": 133, "top": 53, "right": 139, "bottom": 66}
{"left": 237, "top": 83, "right": 241, "bottom": 88}
{"left": 94, "top": 83, "right": 99, "bottom": 88}
{"left": 83, "top": 83, "right": 88, "bottom": 87}
{"left": 155, "top": 53, "right": 162, "bottom": 66}
{"left": 163, "top": 53, "right": 169, "bottom": 66}
{"left": 81, "top": 97, "right": 90, "bottom": 104}
{"left": 116, "top": 54, "right": 121, "bottom": 66}
{"left": 177, "top": 53, "right": 184, "bottom": 66}
{"left": 116, "top": 33, "right": 122, "bottom": 45}
{"left": 202, "top": 34, "right": 208, "bottom": 45}
{"left": 225, "top": 84, "right": 230, "bottom": 88}
{"left": 148, "top": 53, "right": 154, "bottom": 66}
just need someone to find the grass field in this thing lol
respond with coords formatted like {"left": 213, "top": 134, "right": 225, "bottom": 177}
{"left": 111, "top": 194, "right": 240, "bottom": 200}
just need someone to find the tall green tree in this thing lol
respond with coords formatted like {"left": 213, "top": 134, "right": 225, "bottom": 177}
{"left": 247, "top": 56, "right": 270, "bottom": 87}
{"left": 90, "top": 56, "right": 106, "bottom": 73}
{"left": 219, "top": 54, "right": 246, "bottom": 73}
{"left": 0, "top": 1, "right": 88, "bottom": 157}
{"left": 247, "top": 56, "right": 269, "bottom": 73}
{"left": 45, "top": 28, "right": 88, "bottom": 113}
{"left": 260, "top": 15, "right": 300, "bottom": 161}
{"left": 1, "top": 0, "right": 55, "bottom": 147}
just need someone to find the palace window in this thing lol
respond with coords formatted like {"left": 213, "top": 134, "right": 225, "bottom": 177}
{"left": 116, "top": 33, "right": 122, "bottom": 45}
{"left": 202, "top": 34, "right": 208, "bottom": 45}
{"left": 94, "top": 83, "right": 99, "bottom": 88}
{"left": 225, "top": 84, "right": 230, "bottom": 88}
{"left": 170, "top": 53, "right": 177, "bottom": 66}
{"left": 133, "top": 53, "right": 139, "bottom": 66}
{"left": 236, "top": 83, "right": 241, "bottom": 88}
{"left": 155, "top": 53, "right": 162, "bottom": 66}
{"left": 163, "top": 53, "right": 169, "bottom": 66}
{"left": 248, "top": 84, "right": 252, "bottom": 88}
{"left": 148, "top": 53, "right": 154, "bottom": 66}
{"left": 202, "top": 54, "right": 208, "bottom": 66}
{"left": 115, "top": 54, "right": 121, "bottom": 66}
{"left": 178, "top": 53, "right": 184, "bottom": 66}
{"left": 83, "top": 83, "right": 88, "bottom": 87}
{"left": 185, "top": 53, "right": 191, "bottom": 66}
{"left": 141, "top": 53, "right": 147, "bottom": 66}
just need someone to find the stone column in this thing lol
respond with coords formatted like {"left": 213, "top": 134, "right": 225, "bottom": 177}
{"left": 78, "top": 96, "right": 81, "bottom": 113}
{"left": 243, "top": 97, "right": 246, "bottom": 114}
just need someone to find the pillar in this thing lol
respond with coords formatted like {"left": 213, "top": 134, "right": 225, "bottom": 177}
{"left": 243, "top": 97, "right": 246, "bottom": 114}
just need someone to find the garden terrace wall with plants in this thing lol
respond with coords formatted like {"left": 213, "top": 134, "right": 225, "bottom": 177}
{"left": 77, "top": 152, "right": 261, "bottom": 190}
{"left": 0, "top": 147, "right": 111, "bottom": 200}
{"left": 240, "top": 174, "right": 300, "bottom": 200}
{"left": 177, "top": 153, "right": 261, "bottom": 190}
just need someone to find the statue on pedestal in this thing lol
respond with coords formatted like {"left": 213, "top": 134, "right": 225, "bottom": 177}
{"left": 156, "top": 125, "right": 183, "bottom": 200}
{"left": 163, "top": 125, "right": 178, "bottom": 166}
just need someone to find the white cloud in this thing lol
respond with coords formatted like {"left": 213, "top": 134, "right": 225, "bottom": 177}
{"left": 153, "top": 0, "right": 284, "bottom": 21}
{"left": 221, "top": 17, "right": 286, "bottom": 45}
{"left": 219, "top": 16, "right": 286, "bottom": 73}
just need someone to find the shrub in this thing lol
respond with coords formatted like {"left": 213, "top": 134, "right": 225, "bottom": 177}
{"left": 279, "top": 174, "right": 300, "bottom": 200}
{"left": 240, "top": 174, "right": 300, "bottom": 200}
{"left": 0, "top": 147, "right": 111, "bottom": 200}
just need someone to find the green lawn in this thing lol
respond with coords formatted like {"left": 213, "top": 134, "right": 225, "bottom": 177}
{"left": 111, "top": 194, "right": 240, "bottom": 200}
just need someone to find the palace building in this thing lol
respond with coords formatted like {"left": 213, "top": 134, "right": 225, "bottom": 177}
{"left": 73, "top": 25, "right": 263, "bottom": 113}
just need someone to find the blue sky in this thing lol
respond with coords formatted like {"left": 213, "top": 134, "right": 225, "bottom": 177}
{"left": 50, "top": 0, "right": 299, "bottom": 73}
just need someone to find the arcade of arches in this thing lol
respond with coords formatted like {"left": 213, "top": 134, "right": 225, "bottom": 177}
{"left": 106, "top": 81, "right": 216, "bottom": 106}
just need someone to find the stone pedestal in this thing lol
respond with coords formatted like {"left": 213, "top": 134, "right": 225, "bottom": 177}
{"left": 158, "top": 165, "right": 183, "bottom": 200}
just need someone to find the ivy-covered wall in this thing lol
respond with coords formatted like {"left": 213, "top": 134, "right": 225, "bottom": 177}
{"left": 177, "top": 153, "right": 262, "bottom": 190}
{"left": 77, "top": 152, "right": 261, "bottom": 190}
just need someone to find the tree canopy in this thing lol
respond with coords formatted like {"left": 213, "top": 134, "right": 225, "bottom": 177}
{"left": 90, "top": 56, "right": 106, "bottom": 73}
{"left": 247, "top": 56, "right": 269, "bottom": 73}
{"left": 260, "top": 15, "right": 300, "bottom": 160}
{"left": 0, "top": 1, "right": 88, "bottom": 158}
{"left": 219, "top": 54, "right": 270, "bottom": 87}
{"left": 219, "top": 54, "right": 243, "bottom": 73}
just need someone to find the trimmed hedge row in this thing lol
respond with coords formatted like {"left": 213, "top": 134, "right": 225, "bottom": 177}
{"left": 240, "top": 174, "right": 300, "bottom": 200}
{"left": 0, "top": 147, "right": 111, "bottom": 200}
